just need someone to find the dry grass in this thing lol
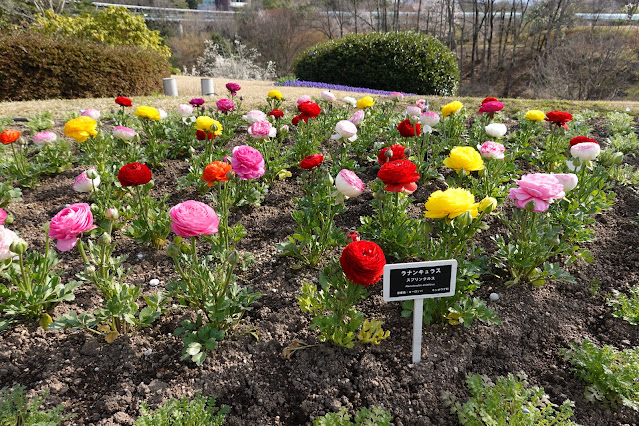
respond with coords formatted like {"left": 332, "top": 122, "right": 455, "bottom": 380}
{"left": 1, "top": 75, "right": 638, "bottom": 120}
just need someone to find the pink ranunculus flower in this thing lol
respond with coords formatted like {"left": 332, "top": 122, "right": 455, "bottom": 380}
{"left": 420, "top": 111, "right": 440, "bottom": 127}
{"left": 321, "top": 91, "right": 337, "bottom": 102}
{"left": 297, "top": 95, "right": 312, "bottom": 104}
{"left": 552, "top": 173, "right": 579, "bottom": 192}
{"left": 0, "top": 225, "right": 18, "bottom": 261}
{"left": 570, "top": 142, "right": 600, "bottom": 162}
{"left": 478, "top": 101, "right": 504, "bottom": 114}
{"left": 508, "top": 174, "right": 566, "bottom": 213}
{"left": 216, "top": 98, "right": 235, "bottom": 113}
{"left": 48, "top": 203, "right": 96, "bottom": 251}
{"left": 177, "top": 104, "right": 194, "bottom": 117}
{"left": 335, "top": 169, "right": 365, "bottom": 198}
{"left": 406, "top": 106, "right": 422, "bottom": 117}
{"left": 331, "top": 120, "right": 358, "bottom": 142}
{"left": 81, "top": 109, "right": 100, "bottom": 120}
{"left": 226, "top": 82, "right": 241, "bottom": 93}
{"left": 248, "top": 120, "right": 277, "bottom": 139}
{"left": 349, "top": 110, "right": 365, "bottom": 126}
{"left": 389, "top": 92, "right": 404, "bottom": 101}
{"left": 112, "top": 126, "right": 137, "bottom": 141}
{"left": 231, "top": 145, "right": 265, "bottom": 180}
{"left": 73, "top": 168, "right": 100, "bottom": 193}
{"left": 0, "top": 208, "right": 6, "bottom": 226}
{"left": 416, "top": 99, "right": 428, "bottom": 110}
{"left": 33, "top": 131, "right": 57, "bottom": 147}
{"left": 243, "top": 110, "right": 267, "bottom": 125}
{"left": 478, "top": 141, "right": 505, "bottom": 160}
{"left": 170, "top": 200, "right": 219, "bottom": 238}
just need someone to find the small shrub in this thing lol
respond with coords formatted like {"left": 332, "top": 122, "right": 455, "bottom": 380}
{"left": 0, "top": 31, "right": 171, "bottom": 101}
{"left": 442, "top": 373, "right": 579, "bottom": 425}
{"left": 313, "top": 406, "right": 392, "bottom": 426}
{"left": 134, "top": 393, "right": 227, "bottom": 425}
{"left": 185, "top": 39, "right": 276, "bottom": 80}
{"left": 0, "top": 386, "right": 67, "bottom": 425}
{"left": 293, "top": 31, "right": 459, "bottom": 96}
{"left": 608, "top": 287, "right": 639, "bottom": 325}
{"left": 562, "top": 339, "right": 639, "bottom": 411}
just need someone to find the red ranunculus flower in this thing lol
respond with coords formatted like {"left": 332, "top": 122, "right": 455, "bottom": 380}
{"left": 118, "top": 162, "right": 152, "bottom": 187}
{"left": 545, "top": 111, "right": 573, "bottom": 129}
{"left": 298, "top": 101, "right": 321, "bottom": 118}
{"left": 292, "top": 115, "right": 309, "bottom": 126}
{"left": 340, "top": 240, "right": 386, "bottom": 286}
{"left": 115, "top": 96, "right": 132, "bottom": 107}
{"left": 377, "top": 144, "right": 406, "bottom": 165}
{"left": 0, "top": 129, "right": 21, "bottom": 144}
{"left": 300, "top": 154, "right": 324, "bottom": 170}
{"left": 481, "top": 97, "right": 499, "bottom": 104}
{"left": 268, "top": 109, "right": 284, "bottom": 119}
{"left": 569, "top": 136, "right": 598, "bottom": 147}
{"left": 377, "top": 159, "right": 420, "bottom": 194}
{"left": 397, "top": 119, "right": 421, "bottom": 137}
{"left": 196, "top": 130, "right": 215, "bottom": 141}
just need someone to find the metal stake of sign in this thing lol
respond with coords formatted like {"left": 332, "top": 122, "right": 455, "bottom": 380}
{"left": 412, "top": 298, "right": 424, "bottom": 364}
{"left": 163, "top": 78, "right": 178, "bottom": 96}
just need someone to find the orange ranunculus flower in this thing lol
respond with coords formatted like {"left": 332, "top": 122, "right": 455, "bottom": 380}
{"left": 0, "top": 130, "right": 21, "bottom": 144}
{"left": 202, "top": 161, "right": 233, "bottom": 186}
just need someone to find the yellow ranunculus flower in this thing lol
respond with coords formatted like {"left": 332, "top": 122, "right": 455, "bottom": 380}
{"left": 525, "top": 110, "right": 545, "bottom": 121}
{"left": 64, "top": 116, "right": 97, "bottom": 143}
{"left": 356, "top": 96, "right": 375, "bottom": 109}
{"left": 194, "top": 116, "right": 223, "bottom": 135}
{"left": 441, "top": 101, "right": 463, "bottom": 117}
{"left": 424, "top": 188, "right": 479, "bottom": 219}
{"left": 135, "top": 106, "right": 161, "bottom": 121}
{"left": 268, "top": 90, "right": 283, "bottom": 100}
{"left": 443, "top": 146, "right": 485, "bottom": 172}
{"left": 478, "top": 196, "right": 497, "bottom": 214}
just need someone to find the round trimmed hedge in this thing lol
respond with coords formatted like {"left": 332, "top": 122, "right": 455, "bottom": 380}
{"left": 0, "top": 31, "right": 171, "bottom": 102}
{"left": 293, "top": 31, "right": 459, "bottom": 96}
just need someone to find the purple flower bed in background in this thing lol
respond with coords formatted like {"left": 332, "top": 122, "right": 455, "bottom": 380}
{"left": 274, "top": 80, "right": 417, "bottom": 97}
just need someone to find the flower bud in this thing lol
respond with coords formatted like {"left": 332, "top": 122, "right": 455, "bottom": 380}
{"left": 458, "top": 168, "right": 468, "bottom": 178}
{"left": 409, "top": 115, "right": 419, "bottom": 125}
{"left": 188, "top": 147, "right": 196, "bottom": 155}
{"left": 550, "top": 234, "right": 561, "bottom": 246}
{"left": 4, "top": 214, "right": 14, "bottom": 226}
{"left": 373, "top": 190, "right": 386, "bottom": 201}
{"left": 525, "top": 200, "right": 536, "bottom": 212}
{"left": 346, "top": 232, "right": 359, "bottom": 243}
{"left": 85, "top": 265, "right": 96, "bottom": 275}
{"left": 479, "top": 197, "right": 497, "bottom": 214}
{"left": 385, "top": 149, "right": 393, "bottom": 159}
{"left": 228, "top": 250, "right": 239, "bottom": 265}
{"left": 335, "top": 290, "right": 348, "bottom": 301}
{"left": 279, "top": 124, "right": 289, "bottom": 134}
{"left": 10, "top": 238, "right": 28, "bottom": 254}
{"left": 166, "top": 243, "right": 181, "bottom": 258}
{"left": 105, "top": 208, "right": 119, "bottom": 221}
{"left": 98, "top": 232, "right": 112, "bottom": 246}
{"left": 404, "top": 147, "right": 411, "bottom": 157}
{"left": 226, "top": 170, "right": 235, "bottom": 180}
{"left": 455, "top": 211, "right": 472, "bottom": 227}
{"left": 323, "top": 173, "right": 334, "bottom": 187}
{"left": 422, "top": 221, "right": 433, "bottom": 234}
{"left": 612, "top": 152, "right": 624, "bottom": 165}
{"left": 86, "top": 169, "right": 98, "bottom": 180}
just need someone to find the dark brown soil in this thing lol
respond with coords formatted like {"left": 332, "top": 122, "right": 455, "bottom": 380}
{"left": 1, "top": 119, "right": 639, "bottom": 426}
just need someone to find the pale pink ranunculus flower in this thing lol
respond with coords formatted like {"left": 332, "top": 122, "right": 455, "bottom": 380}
{"left": 248, "top": 120, "right": 277, "bottom": 139}
{"left": 406, "top": 106, "right": 422, "bottom": 117}
{"left": 113, "top": 126, "right": 137, "bottom": 141}
{"left": 33, "top": 131, "right": 57, "bottom": 147}
{"left": 177, "top": 104, "right": 194, "bottom": 117}
{"left": 349, "top": 110, "right": 365, "bottom": 126}
{"left": 81, "top": 109, "right": 100, "bottom": 120}
{"left": 335, "top": 169, "right": 365, "bottom": 198}
{"left": 231, "top": 145, "right": 265, "bottom": 180}
{"left": 170, "top": 200, "right": 219, "bottom": 238}
{"left": 420, "top": 111, "right": 440, "bottom": 127}
{"left": 0, "top": 225, "right": 18, "bottom": 261}
{"left": 507, "top": 173, "right": 566, "bottom": 213}
{"left": 48, "top": 203, "right": 96, "bottom": 251}
{"left": 297, "top": 95, "right": 312, "bottom": 104}
{"left": 416, "top": 99, "right": 428, "bottom": 110}
{"left": 331, "top": 120, "right": 358, "bottom": 142}
{"left": 570, "top": 142, "right": 600, "bottom": 162}
{"left": 158, "top": 109, "right": 168, "bottom": 120}
{"left": 552, "top": 173, "right": 579, "bottom": 192}
{"left": 389, "top": 92, "right": 404, "bottom": 100}
{"left": 478, "top": 141, "right": 505, "bottom": 160}
{"left": 243, "top": 110, "right": 268, "bottom": 125}
{"left": 321, "top": 91, "right": 337, "bottom": 102}
{"left": 485, "top": 123, "right": 507, "bottom": 138}
{"left": 0, "top": 208, "right": 6, "bottom": 226}
{"left": 73, "top": 168, "right": 100, "bottom": 193}
{"left": 216, "top": 98, "right": 235, "bottom": 113}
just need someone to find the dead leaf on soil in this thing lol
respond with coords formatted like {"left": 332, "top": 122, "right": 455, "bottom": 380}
{"left": 105, "top": 331, "right": 119, "bottom": 343}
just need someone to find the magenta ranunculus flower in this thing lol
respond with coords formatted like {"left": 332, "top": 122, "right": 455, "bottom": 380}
{"left": 349, "top": 110, "right": 365, "bottom": 126}
{"left": 48, "top": 203, "right": 96, "bottom": 251}
{"left": 226, "top": 82, "right": 241, "bottom": 93}
{"left": 216, "top": 98, "right": 235, "bottom": 113}
{"left": 508, "top": 174, "right": 566, "bottom": 213}
{"left": 420, "top": 111, "right": 440, "bottom": 127}
{"left": 170, "top": 200, "right": 219, "bottom": 238}
{"left": 113, "top": 126, "right": 137, "bottom": 141}
{"left": 231, "top": 145, "right": 265, "bottom": 180}
{"left": 243, "top": 110, "right": 267, "bottom": 125}
{"left": 248, "top": 120, "right": 277, "bottom": 139}
{"left": 335, "top": 169, "right": 365, "bottom": 198}
{"left": 0, "top": 225, "right": 18, "bottom": 261}
{"left": 73, "top": 168, "right": 100, "bottom": 193}
{"left": 478, "top": 101, "right": 504, "bottom": 114}
{"left": 0, "top": 208, "right": 6, "bottom": 226}
{"left": 190, "top": 98, "right": 205, "bottom": 107}
{"left": 81, "top": 109, "right": 100, "bottom": 120}
{"left": 478, "top": 141, "right": 505, "bottom": 160}
{"left": 297, "top": 95, "right": 312, "bottom": 104}
{"left": 33, "top": 131, "right": 57, "bottom": 147}
{"left": 552, "top": 173, "right": 579, "bottom": 192}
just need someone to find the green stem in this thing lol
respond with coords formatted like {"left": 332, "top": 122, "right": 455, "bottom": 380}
{"left": 134, "top": 185, "right": 152, "bottom": 233}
